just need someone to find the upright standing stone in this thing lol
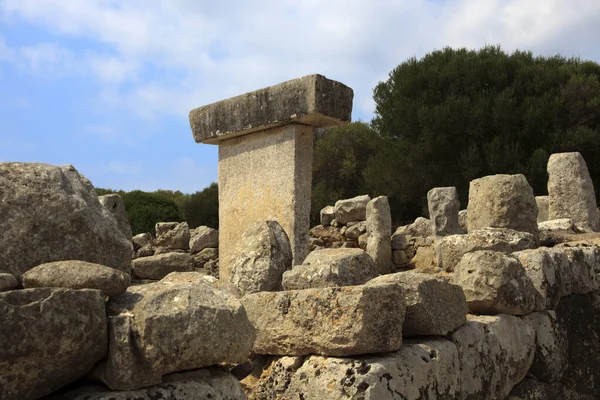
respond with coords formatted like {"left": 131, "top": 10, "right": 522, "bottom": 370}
{"left": 547, "top": 152, "right": 599, "bottom": 232}
{"left": 536, "top": 196, "right": 549, "bottom": 223}
{"left": 366, "top": 196, "right": 393, "bottom": 274}
{"left": 427, "top": 187, "right": 462, "bottom": 236}
{"left": 189, "top": 75, "right": 353, "bottom": 281}
{"left": 467, "top": 174, "right": 539, "bottom": 237}
{"left": 98, "top": 194, "right": 133, "bottom": 241}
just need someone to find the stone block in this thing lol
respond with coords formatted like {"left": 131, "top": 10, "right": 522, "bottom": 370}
{"left": 467, "top": 173, "right": 539, "bottom": 237}
{"left": 536, "top": 195, "right": 549, "bottom": 223}
{"left": 282, "top": 248, "right": 377, "bottom": 290}
{"left": 366, "top": 196, "right": 393, "bottom": 274}
{"left": 548, "top": 152, "right": 599, "bottom": 231}
{"left": 132, "top": 252, "right": 193, "bottom": 280}
{"left": 0, "top": 273, "right": 18, "bottom": 292}
{"left": 241, "top": 284, "right": 405, "bottom": 356}
{"left": 99, "top": 194, "right": 133, "bottom": 240}
{"left": 189, "top": 74, "right": 353, "bottom": 144}
{"left": 367, "top": 271, "right": 467, "bottom": 336}
{"left": 189, "top": 226, "right": 219, "bottom": 254}
{"left": 320, "top": 205, "right": 335, "bottom": 226}
{"left": 513, "top": 248, "right": 562, "bottom": 311}
{"left": 155, "top": 222, "right": 190, "bottom": 251}
{"left": 427, "top": 186, "right": 462, "bottom": 236}
{"left": 522, "top": 311, "right": 568, "bottom": 382}
{"left": 334, "top": 194, "right": 370, "bottom": 224}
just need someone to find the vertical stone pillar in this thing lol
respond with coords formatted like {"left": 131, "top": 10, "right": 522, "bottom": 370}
{"left": 547, "top": 152, "right": 599, "bottom": 232}
{"left": 189, "top": 75, "right": 353, "bottom": 281}
{"left": 366, "top": 196, "right": 393, "bottom": 274}
{"left": 427, "top": 187, "right": 461, "bottom": 236}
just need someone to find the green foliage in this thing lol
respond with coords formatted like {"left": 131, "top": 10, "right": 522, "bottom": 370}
{"left": 121, "top": 190, "right": 184, "bottom": 235}
{"left": 181, "top": 183, "right": 219, "bottom": 229}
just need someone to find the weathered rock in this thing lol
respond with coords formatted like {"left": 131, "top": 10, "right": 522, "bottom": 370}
{"left": 334, "top": 195, "right": 371, "bottom": 225}
{"left": 506, "top": 379, "right": 592, "bottom": 400}
{"left": 44, "top": 368, "right": 246, "bottom": 400}
{"left": 392, "top": 249, "right": 409, "bottom": 266}
{"left": 522, "top": 311, "right": 568, "bottom": 382}
{"left": 453, "top": 250, "right": 537, "bottom": 315}
{"left": 548, "top": 152, "right": 599, "bottom": 232}
{"left": 367, "top": 271, "right": 467, "bottom": 336}
{"left": 536, "top": 196, "right": 549, "bottom": 223}
{"left": 0, "top": 273, "right": 18, "bottom": 292}
{"left": 22, "top": 260, "right": 130, "bottom": 297}
{"left": 131, "top": 252, "right": 193, "bottom": 280}
{"left": 449, "top": 314, "right": 535, "bottom": 400}
{"left": 406, "top": 216, "right": 432, "bottom": 237}
{"left": 132, "top": 232, "right": 152, "bottom": 250}
{"left": 556, "top": 245, "right": 600, "bottom": 295}
{"left": 0, "top": 288, "right": 107, "bottom": 400}
{"left": 0, "top": 163, "right": 132, "bottom": 276}
{"left": 436, "top": 228, "right": 537, "bottom": 272}
{"left": 189, "top": 226, "right": 219, "bottom": 254}
{"left": 513, "top": 248, "right": 562, "bottom": 311}
{"left": 228, "top": 221, "right": 292, "bottom": 295}
{"left": 538, "top": 218, "right": 577, "bottom": 232}
{"left": 427, "top": 186, "right": 462, "bottom": 236}
{"left": 92, "top": 280, "right": 255, "bottom": 390}
{"left": 366, "top": 196, "right": 393, "bottom": 274}
{"left": 391, "top": 229, "right": 408, "bottom": 250}
{"left": 409, "top": 244, "right": 437, "bottom": 271}
{"left": 458, "top": 209, "right": 468, "bottom": 232}
{"left": 155, "top": 222, "right": 191, "bottom": 250}
{"left": 250, "top": 338, "right": 460, "bottom": 400}
{"left": 134, "top": 243, "right": 155, "bottom": 258}
{"left": 242, "top": 284, "right": 405, "bottom": 356}
{"left": 320, "top": 205, "right": 336, "bottom": 226}
{"left": 345, "top": 220, "right": 366, "bottom": 240}
{"left": 467, "top": 173, "right": 539, "bottom": 237}
{"left": 282, "top": 248, "right": 378, "bottom": 290}
{"left": 203, "top": 258, "right": 220, "bottom": 278}
{"left": 309, "top": 224, "right": 344, "bottom": 244}
{"left": 98, "top": 194, "right": 132, "bottom": 241}
{"left": 192, "top": 247, "right": 219, "bottom": 267}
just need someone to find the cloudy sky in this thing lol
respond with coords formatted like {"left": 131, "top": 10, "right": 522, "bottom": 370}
{"left": 1, "top": 1, "right": 599, "bottom": 193}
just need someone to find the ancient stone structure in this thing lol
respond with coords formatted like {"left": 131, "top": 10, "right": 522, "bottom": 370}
{"left": 427, "top": 186, "right": 462, "bottom": 236}
{"left": 189, "top": 74, "right": 353, "bottom": 281}
{"left": 366, "top": 196, "right": 393, "bottom": 274}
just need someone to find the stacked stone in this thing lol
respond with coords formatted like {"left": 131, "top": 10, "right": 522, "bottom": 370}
{"left": 391, "top": 217, "right": 435, "bottom": 271}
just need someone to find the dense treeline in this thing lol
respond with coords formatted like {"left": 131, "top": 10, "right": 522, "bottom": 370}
{"left": 100, "top": 46, "right": 600, "bottom": 231}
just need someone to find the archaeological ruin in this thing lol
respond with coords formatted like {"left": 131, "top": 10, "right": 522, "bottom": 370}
{"left": 1, "top": 75, "right": 600, "bottom": 399}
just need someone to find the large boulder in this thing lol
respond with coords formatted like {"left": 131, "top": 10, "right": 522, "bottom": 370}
{"left": 131, "top": 252, "right": 193, "bottom": 280}
{"left": 282, "top": 248, "right": 378, "bottom": 290}
{"left": 0, "top": 273, "right": 18, "bottom": 292}
{"left": 249, "top": 338, "right": 460, "bottom": 399}
{"left": 436, "top": 228, "right": 537, "bottom": 272}
{"left": 547, "top": 152, "right": 599, "bottom": 232}
{"left": 365, "top": 196, "right": 393, "bottom": 274}
{"left": 228, "top": 221, "right": 292, "bottom": 295}
{"left": 241, "top": 284, "right": 405, "bottom": 356}
{"left": 449, "top": 314, "right": 535, "bottom": 400}
{"left": 427, "top": 186, "right": 462, "bottom": 236}
{"left": 155, "top": 222, "right": 191, "bottom": 251}
{"left": 367, "top": 271, "right": 467, "bottom": 336}
{"left": 556, "top": 245, "right": 600, "bottom": 295}
{"left": 132, "top": 232, "right": 152, "bottom": 250}
{"left": 453, "top": 250, "right": 537, "bottom": 315}
{"left": 92, "top": 279, "right": 255, "bottom": 390}
{"left": 45, "top": 368, "right": 246, "bottom": 400}
{"left": 506, "top": 379, "right": 590, "bottom": 400}
{"left": 334, "top": 195, "right": 370, "bottom": 224}
{"left": 189, "top": 226, "right": 219, "bottom": 254}
{"left": 513, "top": 248, "right": 564, "bottom": 311}
{"left": 21, "top": 260, "right": 130, "bottom": 297}
{"left": 522, "top": 311, "right": 568, "bottom": 382}
{"left": 98, "top": 194, "right": 132, "bottom": 241}
{"left": 0, "top": 162, "right": 132, "bottom": 276}
{"left": 320, "top": 205, "right": 336, "bottom": 226}
{"left": 467, "top": 174, "right": 539, "bottom": 237}
{"left": 0, "top": 288, "right": 107, "bottom": 400}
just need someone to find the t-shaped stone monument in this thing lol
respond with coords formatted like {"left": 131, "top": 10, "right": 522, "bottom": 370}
{"left": 189, "top": 75, "right": 353, "bottom": 281}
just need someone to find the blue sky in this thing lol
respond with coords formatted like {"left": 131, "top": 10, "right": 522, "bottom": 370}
{"left": 1, "top": 0, "right": 599, "bottom": 193}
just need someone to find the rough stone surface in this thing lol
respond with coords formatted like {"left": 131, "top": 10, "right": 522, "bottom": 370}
{"left": 249, "top": 338, "right": 459, "bottom": 400}
{"left": 0, "top": 162, "right": 133, "bottom": 276}
{"left": 320, "top": 205, "right": 335, "bottom": 226}
{"left": 192, "top": 247, "right": 219, "bottom": 268}
{"left": 538, "top": 218, "right": 577, "bottom": 232}
{"left": 131, "top": 252, "right": 193, "bottom": 280}
{"left": 22, "top": 260, "right": 130, "bottom": 297}
{"left": 0, "top": 288, "right": 107, "bottom": 400}
{"left": 536, "top": 196, "right": 549, "bottom": 223}
{"left": 467, "top": 173, "right": 539, "bottom": 237}
{"left": 365, "top": 196, "right": 393, "bottom": 274}
{"left": 556, "top": 245, "right": 600, "bottom": 295}
{"left": 98, "top": 194, "right": 132, "bottom": 240}
{"left": 189, "top": 226, "right": 219, "bottom": 254}
{"left": 449, "top": 314, "right": 535, "bottom": 400}
{"left": 155, "top": 222, "right": 178, "bottom": 237}
{"left": 367, "top": 271, "right": 467, "bottom": 336}
{"left": 409, "top": 244, "right": 437, "bottom": 271}
{"left": 45, "top": 368, "right": 246, "bottom": 400}
{"left": 190, "top": 74, "right": 353, "bottom": 144}
{"left": 334, "top": 194, "right": 371, "bottom": 224}
{"left": 242, "top": 284, "right": 405, "bottom": 356}
{"left": 0, "top": 273, "right": 18, "bottom": 292}
{"left": 218, "top": 124, "right": 313, "bottom": 278}
{"left": 132, "top": 232, "right": 152, "bottom": 250}
{"left": 282, "top": 248, "right": 377, "bottom": 290}
{"left": 453, "top": 250, "right": 537, "bottom": 315}
{"left": 345, "top": 220, "right": 366, "bottom": 240}
{"left": 548, "top": 152, "right": 599, "bottom": 232}
{"left": 436, "top": 228, "right": 537, "bottom": 272}
{"left": 93, "top": 279, "right": 255, "bottom": 390}
{"left": 405, "top": 216, "right": 432, "bottom": 237}
{"left": 228, "top": 221, "right": 292, "bottom": 295}
{"left": 427, "top": 186, "right": 462, "bottom": 236}
{"left": 134, "top": 243, "right": 155, "bottom": 258}
{"left": 514, "top": 248, "right": 563, "bottom": 311}
{"left": 506, "top": 379, "right": 592, "bottom": 400}
{"left": 522, "top": 311, "right": 568, "bottom": 382}
{"left": 155, "top": 222, "right": 190, "bottom": 250}
{"left": 458, "top": 209, "right": 468, "bottom": 232}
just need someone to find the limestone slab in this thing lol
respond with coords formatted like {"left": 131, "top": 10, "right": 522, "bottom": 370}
{"left": 190, "top": 74, "right": 353, "bottom": 144}
{"left": 513, "top": 248, "right": 562, "bottom": 311}
{"left": 427, "top": 186, "right": 462, "bottom": 236}
{"left": 131, "top": 252, "right": 193, "bottom": 280}
{"left": 366, "top": 196, "right": 393, "bottom": 274}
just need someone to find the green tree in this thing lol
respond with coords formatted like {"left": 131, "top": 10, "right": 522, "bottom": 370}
{"left": 121, "top": 190, "right": 184, "bottom": 235}
{"left": 182, "top": 182, "right": 219, "bottom": 229}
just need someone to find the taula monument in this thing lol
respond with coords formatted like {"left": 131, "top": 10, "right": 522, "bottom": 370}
{"left": 1, "top": 74, "right": 600, "bottom": 399}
